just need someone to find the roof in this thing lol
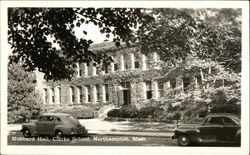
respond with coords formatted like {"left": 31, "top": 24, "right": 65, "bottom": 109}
{"left": 206, "top": 113, "right": 240, "bottom": 118}
{"left": 89, "top": 41, "right": 129, "bottom": 53}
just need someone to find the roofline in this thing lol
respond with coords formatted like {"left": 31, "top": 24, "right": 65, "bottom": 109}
{"left": 207, "top": 113, "right": 240, "bottom": 117}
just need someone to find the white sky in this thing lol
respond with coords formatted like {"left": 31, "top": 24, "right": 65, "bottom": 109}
{"left": 74, "top": 23, "right": 113, "bottom": 44}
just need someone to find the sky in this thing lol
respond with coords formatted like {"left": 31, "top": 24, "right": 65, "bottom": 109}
{"left": 74, "top": 23, "right": 113, "bottom": 44}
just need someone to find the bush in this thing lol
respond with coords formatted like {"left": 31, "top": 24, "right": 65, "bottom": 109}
{"left": 50, "top": 105, "right": 95, "bottom": 119}
{"left": 119, "top": 105, "right": 139, "bottom": 118}
{"left": 107, "top": 109, "right": 121, "bottom": 117}
{"left": 164, "top": 112, "right": 181, "bottom": 120}
{"left": 137, "top": 106, "right": 163, "bottom": 118}
{"left": 107, "top": 105, "right": 139, "bottom": 118}
{"left": 210, "top": 104, "right": 241, "bottom": 116}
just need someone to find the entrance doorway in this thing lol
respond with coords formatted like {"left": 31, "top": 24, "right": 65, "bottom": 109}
{"left": 118, "top": 82, "right": 131, "bottom": 106}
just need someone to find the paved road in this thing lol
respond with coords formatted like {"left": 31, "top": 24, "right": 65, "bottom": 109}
{"left": 8, "top": 131, "right": 177, "bottom": 146}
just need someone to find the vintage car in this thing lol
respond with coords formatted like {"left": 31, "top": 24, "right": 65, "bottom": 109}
{"left": 21, "top": 113, "right": 87, "bottom": 138}
{"left": 172, "top": 113, "right": 241, "bottom": 146}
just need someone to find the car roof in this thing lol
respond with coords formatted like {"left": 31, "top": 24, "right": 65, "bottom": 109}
{"left": 41, "top": 113, "right": 71, "bottom": 117}
{"left": 206, "top": 113, "right": 240, "bottom": 118}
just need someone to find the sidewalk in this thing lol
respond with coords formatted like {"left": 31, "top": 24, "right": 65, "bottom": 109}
{"left": 8, "top": 119, "right": 175, "bottom": 138}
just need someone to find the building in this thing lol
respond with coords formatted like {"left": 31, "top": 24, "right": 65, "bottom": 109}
{"left": 36, "top": 42, "right": 202, "bottom": 108}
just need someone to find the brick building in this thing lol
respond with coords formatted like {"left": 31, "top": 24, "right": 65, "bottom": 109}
{"left": 36, "top": 42, "right": 200, "bottom": 108}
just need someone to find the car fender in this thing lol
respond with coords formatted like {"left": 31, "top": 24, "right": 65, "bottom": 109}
{"left": 53, "top": 125, "right": 70, "bottom": 135}
{"left": 21, "top": 123, "right": 36, "bottom": 136}
{"left": 175, "top": 129, "right": 200, "bottom": 142}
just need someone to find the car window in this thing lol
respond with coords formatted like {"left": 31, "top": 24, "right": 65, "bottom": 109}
{"left": 54, "top": 117, "right": 61, "bottom": 122}
{"left": 222, "top": 117, "right": 236, "bottom": 125}
{"left": 205, "top": 117, "right": 223, "bottom": 124}
{"left": 64, "top": 116, "right": 80, "bottom": 126}
{"left": 46, "top": 116, "right": 54, "bottom": 122}
{"left": 39, "top": 116, "right": 46, "bottom": 121}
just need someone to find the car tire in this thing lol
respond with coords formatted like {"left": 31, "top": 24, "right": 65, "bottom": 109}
{"left": 177, "top": 135, "right": 191, "bottom": 146}
{"left": 54, "top": 130, "right": 63, "bottom": 138}
{"left": 23, "top": 128, "right": 31, "bottom": 138}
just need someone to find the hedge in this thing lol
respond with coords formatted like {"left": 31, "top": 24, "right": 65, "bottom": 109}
{"left": 49, "top": 105, "right": 95, "bottom": 119}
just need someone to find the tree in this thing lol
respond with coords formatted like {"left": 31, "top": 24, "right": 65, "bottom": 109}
{"left": 161, "top": 58, "right": 241, "bottom": 118}
{"left": 8, "top": 61, "right": 43, "bottom": 123}
{"left": 8, "top": 8, "right": 241, "bottom": 80}
{"left": 8, "top": 8, "right": 153, "bottom": 80}
{"left": 137, "top": 8, "right": 241, "bottom": 72}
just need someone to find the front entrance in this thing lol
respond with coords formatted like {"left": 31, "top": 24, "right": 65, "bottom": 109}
{"left": 118, "top": 82, "right": 131, "bottom": 106}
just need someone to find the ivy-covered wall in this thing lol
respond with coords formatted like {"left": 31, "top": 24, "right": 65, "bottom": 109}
{"left": 39, "top": 42, "right": 201, "bottom": 108}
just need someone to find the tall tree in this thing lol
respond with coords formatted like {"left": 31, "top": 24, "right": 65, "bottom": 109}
{"left": 8, "top": 61, "right": 43, "bottom": 122}
{"left": 8, "top": 8, "right": 241, "bottom": 81}
{"left": 8, "top": 8, "right": 152, "bottom": 80}
{"left": 137, "top": 8, "right": 241, "bottom": 72}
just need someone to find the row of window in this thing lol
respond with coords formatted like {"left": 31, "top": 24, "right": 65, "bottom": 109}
{"left": 69, "top": 84, "right": 109, "bottom": 103}
{"left": 76, "top": 53, "right": 158, "bottom": 78}
{"left": 43, "top": 87, "right": 61, "bottom": 104}
{"left": 43, "top": 76, "right": 201, "bottom": 104}
{"left": 43, "top": 85, "right": 109, "bottom": 104}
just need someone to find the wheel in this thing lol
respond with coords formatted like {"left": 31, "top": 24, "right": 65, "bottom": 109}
{"left": 177, "top": 135, "right": 191, "bottom": 146}
{"left": 54, "top": 130, "right": 63, "bottom": 138}
{"left": 23, "top": 128, "right": 31, "bottom": 138}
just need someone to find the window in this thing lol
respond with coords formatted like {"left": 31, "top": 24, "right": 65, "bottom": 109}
{"left": 85, "top": 63, "right": 89, "bottom": 76}
{"left": 146, "top": 81, "right": 153, "bottom": 99}
{"left": 76, "top": 62, "right": 80, "bottom": 77}
{"left": 123, "top": 54, "right": 129, "bottom": 70}
{"left": 158, "top": 82, "right": 164, "bottom": 98}
{"left": 104, "top": 84, "right": 109, "bottom": 102}
{"left": 39, "top": 116, "right": 47, "bottom": 121}
{"left": 96, "top": 85, "right": 101, "bottom": 102}
{"left": 222, "top": 117, "right": 236, "bottom": 125}
{"left": 47, "top": 116, "right": 54, "bottom": 122}
{"left": 79, "top": 87, "right": 83, "bottom": 103}
{"left": 79, "top": 63, "right": 84, "bottom": 77}
{"left": 145, "top": 54, "right": 150, "bottom": 69}
{"left": 86, "top": 86, "right": 91, "bottom": 102}
{"left": 183, "top": 77, "right": 191, "bottom": 92}
{"left": 43, "top": 88, "right": 48, "bottom": 104}
{"left": 51, "top": 88, "right": 55, "bottom": 103}
{"left": 58, "top": 87, "right": 61, "bottom": 103}
{"left": 114, "top": 58, "right": 119, "bottom": 71}
{"left": 77, "top": 87, "right": 83, "bottom": 104}
{"left": 87, "top": 64, "right": 92, "bottom": 76}
{"left": 70, "top": 87, "right": 75, "bottom": 103}
{"left": 104, "top": 65, "right": 109, "bottom": 74}
{"left": 55, "top": 117, "right": 61, "bottom": 122}
{"left": 205, "top": 117, "right": 223, "bottom": 124}
{"left": 134, "top": 54, "right": 140, "bottom": 69}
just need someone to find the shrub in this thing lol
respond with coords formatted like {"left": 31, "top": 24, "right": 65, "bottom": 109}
{"left": 210, "top": 104, "right": 241, "bottom": 116}
{"left": 119, "top": 105, "right": 139, "bottom": 118}
{"left": 164, "top": 112, "right": 181, "bottom": 120}
{"left": 137, "top": 106, "right": 163, "bottom": 118}
{"left": 107, "top": 105, "right": 139, "bottom": 118}
{"left": 107, "top": 109, "right": 121, "bottom": 117}
{"left": 50, "top": 106, "right": 95, "bottom": 119}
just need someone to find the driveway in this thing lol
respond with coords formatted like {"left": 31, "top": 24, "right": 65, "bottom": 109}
{"left": 8, "top": 118, "right": 176, "bottom": 137}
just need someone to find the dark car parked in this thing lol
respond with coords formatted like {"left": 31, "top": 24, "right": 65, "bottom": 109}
{"left": 172, "top": 113, "right": 241, "bottom": 146}
{"left": 21, "top": 113, "right": 87, "bottom": 138}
